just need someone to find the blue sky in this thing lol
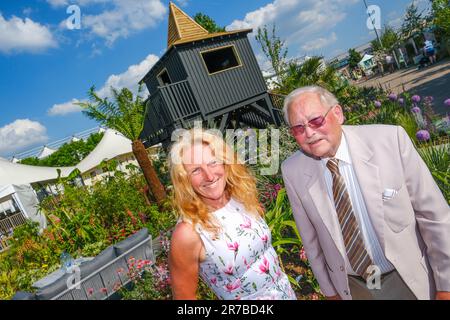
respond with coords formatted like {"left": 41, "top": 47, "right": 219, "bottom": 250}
{"left": 0, "top": 0, "right": 431, "bottom": 158}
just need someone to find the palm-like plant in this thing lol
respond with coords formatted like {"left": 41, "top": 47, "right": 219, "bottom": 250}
{"left": 77, "top": 85, "right": 167, "bottom": 204}
{"left": 278, "top": 57, "right": 339, "bottom": 95}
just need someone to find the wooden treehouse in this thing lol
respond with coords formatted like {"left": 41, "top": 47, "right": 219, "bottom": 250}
{"left": 140, "top": 2, "right": 282, "bottom": 147}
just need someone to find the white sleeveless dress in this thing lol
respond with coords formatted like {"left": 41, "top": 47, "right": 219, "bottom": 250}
{"left": 189, "top": 198, "right": 296, "bottom": 300}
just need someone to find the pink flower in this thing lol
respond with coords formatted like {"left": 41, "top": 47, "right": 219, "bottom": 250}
{"left": 87, "top": 288, "right": 94, "bottom": 295}
{"left": 299, "top": 247, "right": 308, "bottom": 262}
{"left": 445, "top": 98, "right": 450, "bottom": 107}
{"left": 239, "top": 216, "right": 252, "bottom": 229}
{"left": 210, "top": 277, "right": 217, "bottom": 285}
{"left": 100, "top": 287, "right": 108, "bottom": 294}
{"left": 275, "top": 268, "right": 282, "bottom": 278}
{"left": 116, "top": 267, "right": 124, "bottom": 274}
{"left": 258, "top": 256, "right": 270, "bottom": 274}
{"left": 242, "top": 257, "right": 251, "bottom": 270}
{"left": 224, "top": 279, "right": 241, "bottom": 293}
{"left": 227, "top": 242, "right": 239, "bottom": 251}
{"left": 261, "top": 234, "right": 268, "bottom": 243}
{"left": 223, "top": 261, "right": 234, "bottom": 275}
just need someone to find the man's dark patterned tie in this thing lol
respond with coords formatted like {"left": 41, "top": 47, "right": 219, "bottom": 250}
{"left": 327, "top": 158, "right": 374, "bottom": 280}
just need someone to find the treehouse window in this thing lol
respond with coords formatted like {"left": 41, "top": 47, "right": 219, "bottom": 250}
{"left": 201, "top": 46, "right": 241, "bottom": 75}
{"left": 157, "top": 69, "right": 172, "bottom": 86}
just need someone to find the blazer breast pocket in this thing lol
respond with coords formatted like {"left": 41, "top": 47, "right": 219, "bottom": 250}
{"left": 382, "top": 183, "right": 415, "bottom": 233}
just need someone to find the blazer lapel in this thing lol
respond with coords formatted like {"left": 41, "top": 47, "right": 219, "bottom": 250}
{"left": 343, "top": 127, "right": 385, "bottom": 250}
{"left": 304, "top": 157, "right": 344, "bottom": 248}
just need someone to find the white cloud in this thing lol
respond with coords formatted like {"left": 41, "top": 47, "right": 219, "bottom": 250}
{"left": 302, "top": 32, "right": 337, "bottom": 51}
{"left": 0, "top": 14, "right": 57, "bottom": 54}
{"left": 46, "top": 0, "right": 70, "bottom": 7}
{"left": 96, "top": 53, "right": 159, "bottom": 98}
{"left": 0, "top": 119, "right": 48, "bottom": 155}
{"left": 48, "top": 99, "right": 84, "bottom": 116}
{"left": 48, "top": 0, "right": 166, "bottom": 45}
{"left": 175, "top": 0, "right": 189, "bottom": 7}
{"left": 227, "top": 0, "right": 359, "bottom": 61}
{"left": 49, "top": 53, "right": 159, "bottom": 116}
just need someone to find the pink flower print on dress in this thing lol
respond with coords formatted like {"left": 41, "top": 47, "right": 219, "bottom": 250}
{"left": 243, "top": 256, "right": 250, "bottom": 269}
{"left": 210, "top": 277, "right": 217, "bottom": 285}
{"left": 227, "top": 242, "right": 239, "bottom": 251}
{"left": 223, "top": 261, "right": 234, "bottom": 275}
{"left": 261, "top": 234, "right": 268, "bottom": 243}
{"left": 224, "top": 278, "right": 241, "bottom": 293}
{"left": 240, "top": 216, "right": 252, "bottom": 229}
{"left": 258, "top": 256, "right": 270, "bottom": 274}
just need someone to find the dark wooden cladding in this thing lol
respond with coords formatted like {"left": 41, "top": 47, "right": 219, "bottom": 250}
{"left": 144, "top": 51, "right": 187, "bottom": 95}
{"left": 159, "top": 79, "right": 199, "bottom": 121}
{"left": 140, "top": 30, "right": 279, "bottom": 148}
{"left": 178, "top": 35, "right": 267, "bottom": 116}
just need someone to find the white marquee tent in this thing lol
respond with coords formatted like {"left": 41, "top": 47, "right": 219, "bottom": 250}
{"left": 0, "top": 184, "right": 47, "bottom": 231}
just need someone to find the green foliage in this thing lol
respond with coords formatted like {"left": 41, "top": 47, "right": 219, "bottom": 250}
{"left": 78, "top": 86, "right": 146, "bottom": 141}
{"left": 348, "top": 48, "right": 362, "bottom": 70}
{"left": 255, "top": 24, "right": 288, "bottom": 81}
{"left": 371, "top": 25, "right": 400, "bottom": 53}
{"left": 0, "top": 165, "right": 176, "bottom": 299}
{"left": 432, "top": 0, "right": 450, "bottom": 37}
{"left": 263, "top": 188, "right": 302, "bottom": 255}
{"left": 417, "top": 140, "right": 450, "bottom": 204}
{"left": 278, "top": 57, "right": 340, "bottom": 95}
{"left": 19, "top": 132, "right": 104, "bottom": 167}
{"left": 401, "top": 2, "right": 425, "bottom": 40}
{"left": 193, "top": 13, "right": 225, "bottom": 33}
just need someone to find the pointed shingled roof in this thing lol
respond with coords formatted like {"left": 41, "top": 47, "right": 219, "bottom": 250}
{"left": 167, "top": 2, "right": 209, "bottom": 48}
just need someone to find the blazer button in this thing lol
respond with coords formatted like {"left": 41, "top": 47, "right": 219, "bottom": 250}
{"left": 340, "top": 266, "right": 345, "bottom": 272}
{"left": 344, "top": 290, "right": 349, "bottom": 295}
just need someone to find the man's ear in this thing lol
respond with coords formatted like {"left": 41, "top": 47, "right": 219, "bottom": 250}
{"left": 333, "top": 105, "right": 345, "bottom": 124}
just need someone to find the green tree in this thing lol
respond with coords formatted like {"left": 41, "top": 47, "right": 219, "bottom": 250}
{"left": 371, "top": 25, "right": 400, "bottom": 53}
{"left": 401, "top": 2, "right": 425, "bottom": 40}
{"left": 348, "top": 48, "right": 362, "bottom": 70}
{"left": 19, "top": 132, "right": 104, "bottom": 167}
{"left": 432, "top": 0, "right": 450, "bottom": 37}
{"left": 77, "top": 86, "right": 167, "bottom": 205}
{"left": 279, "top": 57, "right": 339, "bottom": 95}
{"left": 255, "top": 24, "right": 288, "bottom": 83}
{"left": 193, "top": 13, "right": 225, "bottom": 33}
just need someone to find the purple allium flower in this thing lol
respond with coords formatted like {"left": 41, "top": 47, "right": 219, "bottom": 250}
{"left": 388, "top": 93, "right": 398, "bottom": 101}
{"left": 444, "top": 98, "right": 450, "bottom": 107}
{"left": 416, "top": 130, "right": 430, "bottom": 142}
{"left": 398, "top": 98, "right": 405, "bottom": 105}
{"left": 374, "top": 100, "right": 382, "bottom": 108}
{"left": 424, "top": 96, "right": 434, "bottom": 103}
{"left": 411, "top": 106, "right": 421, "bottom": 114}
{"left": 412, "top": 95, "right": 421, "bottom": 103}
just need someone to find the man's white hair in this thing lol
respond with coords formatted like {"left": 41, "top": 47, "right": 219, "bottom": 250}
{"left": 282, "top": 86, "right": 339, "bottom": 126}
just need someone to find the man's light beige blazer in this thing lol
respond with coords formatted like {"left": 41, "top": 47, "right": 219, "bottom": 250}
{"left": 281, "top": 124, "right": 450, "bottom": 299}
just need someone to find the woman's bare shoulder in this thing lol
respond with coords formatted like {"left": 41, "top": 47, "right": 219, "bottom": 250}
{"left": 171, "top": 221, "right": 201, "bottom": 248}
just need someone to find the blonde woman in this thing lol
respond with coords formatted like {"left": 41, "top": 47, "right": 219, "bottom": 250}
{"left": 168, "top": 129, "right": 296, "bottom": 300}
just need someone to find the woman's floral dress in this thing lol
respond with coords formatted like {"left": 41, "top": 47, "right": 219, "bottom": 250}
{"left": 191, "top": 198, "right": 296, "bottom": 300}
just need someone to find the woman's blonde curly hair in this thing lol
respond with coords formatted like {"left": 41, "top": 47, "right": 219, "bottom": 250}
{"left": 169, "top": 128, "right": 264, "bottom": 236}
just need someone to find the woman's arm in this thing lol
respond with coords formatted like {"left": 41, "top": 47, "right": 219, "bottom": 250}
{"left": 169, "top": 221, "right": 203, "bottom": 299}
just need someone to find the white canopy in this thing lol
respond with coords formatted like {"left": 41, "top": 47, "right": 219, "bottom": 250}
{"left": 0, "top": 129, "right": 132, "bottom": 187}
{"left": 76, "top": 129, "right": 132, "bottom": 173}
{"left": 0, "top": 158, "right": 75, "bottom": 187}
{"left": 37, "top": 146, "right": 56, "bottom": 159}
{"left": 359, "top": 54, "right": 374, "bottom": 63}
{"left": 0, "top": 184, "right": 47, "bottom": 230}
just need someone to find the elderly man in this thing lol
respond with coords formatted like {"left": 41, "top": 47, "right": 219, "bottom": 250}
{"left": 281, "top": 85, "right": 450, "bottom": 300}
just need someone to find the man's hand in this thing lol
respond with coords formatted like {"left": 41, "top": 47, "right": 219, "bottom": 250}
{"left": 326, "top": 294, "right": 342, "bottom": 300}
{"left": 436, "top": 291, "right": 450, "bottom": 300}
